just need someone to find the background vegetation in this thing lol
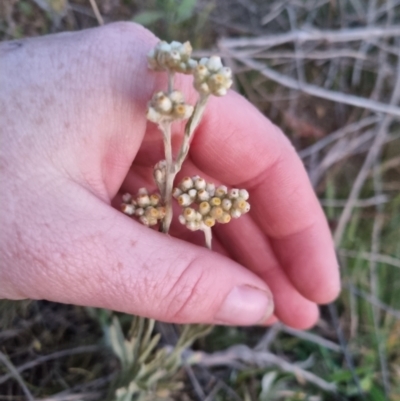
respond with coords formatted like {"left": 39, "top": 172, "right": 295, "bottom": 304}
{"left": 1, "top": 0, "right": 400, "bottom": 400}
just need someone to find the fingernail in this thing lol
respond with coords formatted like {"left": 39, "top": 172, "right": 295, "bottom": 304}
{"left": 214, "top": 285, "right": 274, "bottom": 325}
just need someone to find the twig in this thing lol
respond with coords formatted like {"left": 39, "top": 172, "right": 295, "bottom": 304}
{"left": 0, "top": 345, "right": 100, "bottom": 385}
{"left": 232, "top": 56, "right": 400, "bottom": 117}
{"left": 344, "top": 284, "right": 400, "bottom": 319}
{"left": 299, "top": 116, "right": 381, "bottom": 159}
{"left": 35, "top": 393, "right": 102, "bottom": 401}
{"left": 334, "top": 48, "right": 400, "bottom": 244}
{"left": 309, "top": 129, "right": 376, "bottom": 186}
{"left": 220, "top": 26, "right": 400, "bottom": 48}
{"left": 327, "top": 302, "right": 366, "bottom": 399}
{"left": 320, "top": 194, "right": 388, "bottom": 208}
{"left": 254, "top": 324, "right": 281, "bottom": 351}
{"left": 0, "top": 351, "right": 34, "bottom": 401}
{"left": 88, "top": 0, "right": 104, "bottom": 25}
{"left": 280, "top": 325, "right": 342, "bottom": 353}
{"left": 186, "top": 345, "right": 337, "bottom": 392}
{"left": 184, "top": 364, "right": 206, "bottom": 401}
{"left": 199, "top": 345, "right": 336, "bottom": 392}
{"left": 339, "top": 249, "right": 400, "bottom": 269}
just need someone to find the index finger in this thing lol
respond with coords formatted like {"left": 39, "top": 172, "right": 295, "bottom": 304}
{"left": 189, "top": 90, "right": 340, "bottom": 304}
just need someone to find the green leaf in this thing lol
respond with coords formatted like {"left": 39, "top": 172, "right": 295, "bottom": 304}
{"left": 175, "top": 0, "right": 197, "bottom": 23}
{"left": 133, "top": 11, "right": 164, "bottom": 26}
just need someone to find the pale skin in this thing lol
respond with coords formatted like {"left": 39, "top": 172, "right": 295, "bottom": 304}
{"left": 0, "top": 23, "right": 340, "bottom": 329}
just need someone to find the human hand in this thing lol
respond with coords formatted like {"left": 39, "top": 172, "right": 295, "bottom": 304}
{"left": 0, "top": 23, "right": 340, "bottom": 329}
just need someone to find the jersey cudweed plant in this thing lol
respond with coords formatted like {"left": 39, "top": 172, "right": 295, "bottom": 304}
{"left": 117, "top": 40, "right": 251, "bottom": 399}
{"left": 121, "top": 40, "right": 250, "bottom": 249}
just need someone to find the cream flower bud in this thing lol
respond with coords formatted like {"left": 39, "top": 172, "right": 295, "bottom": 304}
{"left": 233, "top": 197, "right": 247, "bottom": 211}
{"left": 178, "top": 193, "right": 191, "bottom": 206}
{"left": 139, "top": 216, "right": 150, "bottom": 226}
{"left": 231, "top": 209, "right": 242, "bottom": 219}
{"left": 180, "top": 177, "right": 194, "bottom": 191}
{"left": 215, "top": 87, "right": 227, "bottom": 96}
{"left": 122, "top": 193, "right": 132, "bottom": 203}
{"left": 206, "top": 183, "right": 216, "bottom": 196}
{"left": 187, "top": 59, "right": 198, "bottom": 70}
{"left": 154, "top": 93, "right": 173, "bottom": 113}
{"left": 239, "top": 189, "right": 249, "bottom": 200}
{"left": 217, "top": 212, "right": 231, "bottom": 224}
{"left": 228, "top": 188, "right": 240, "bottom": 199}
{"left": 170, "top": 41, "right": 181, "bottom": 49}
{"left": 150, "top": 194, "right": 161, "bottom": 206}
{"left": 194, "top": 177, "right": 206, "bottom": 190}
{"left": 188, "top": 188, "right": 197, "bottom": 199}
{"left": 158, "top": 41, "right": 171, "bottom": 53}
{"left": 215, "top": 185, "right": 228, "bottom": 198}
{"left": 195, "top": 64, "right": 209, "bottom": 79}
{"left": 148, "top": 217, "right": 158, "bottom": 226}
{"left": 210, "top": 206, "right": 224, "bottom": 219}
{"left": 222, "top": 198, "right": 232, "bottom": 211}
{"left": 183, "top": 208, "right": 196, "bottom": 220}
{"left": 197, "top": 189, "right": 210, "bottom": 201}
{"left": 157, "top": 206, "right": 166, "bottom": 219}
{"left": 135, "top": 207, "right": 144, "bottom": 217}
{"left": 121, "top": 204, "right": 135, "bottom": 215}
{"left": 172, "top": 187, "right": 182, "bottom": 198}
{"left": 172, "top": 104, "right": 193, "bottom": 120}
{"left": 220, "top": 67, "right": 232, "bottom": 78}
{"left": 242, "top": 202, "right": 251, "bottom": 213}
{"left": 138, "top": 188, "right": 149, "bottom": 195}
{"left": 199, "top": 201, "right": 211, "bottom": 215}
{"left": 145, "top": 207, "right": 159, "bottom": 219}
{"left": 169, "top": 91, "right": 184, "bottom": 104}
{"left": 187, "top": 221, "right": 201, "bottom": 231}
{"left": 207, "top": 56, "right": 224, "bottom": 71}
{"left": 137, "top": 194, "right": 150, "bottom": 207}
{"left": 147, "top": 107, "right": 161, "bottom": 123}
{"left": 179, "top": 215, "right": 186, "bottom": 225}
{"left": 203, "top": 216, "right": 216, "bottom": 228}
{"left": 210, "top": 197, "right": 222, "bottom": 206}
{"left": 198, "top": 82, "right": 210, "bottom": 94}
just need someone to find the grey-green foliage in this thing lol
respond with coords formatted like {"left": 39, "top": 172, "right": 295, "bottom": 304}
{"left": 133, "top": 0, "right": 197, "bottom": 27}
{"left": 107, "top": 316, "right": 212, "bottom": 401}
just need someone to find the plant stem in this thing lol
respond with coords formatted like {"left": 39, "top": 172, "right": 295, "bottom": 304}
{"left": 168, "top": 71, "right": 175, "bottom": 94}
{"left": 175, "top": 93, "right": 209, "bottom": 174}
{"left": 160, "top": 94, "right": 210, "bottom": 234}
{"left": 202, "top": 226, "right": 212, "bottom": 250}
{"left": 161, "top": 122, "right": 174, "bottom": 233}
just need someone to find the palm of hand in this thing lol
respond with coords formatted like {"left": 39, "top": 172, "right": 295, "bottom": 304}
{"left": 0, "top": 23, "right": 339, "bottom": 328}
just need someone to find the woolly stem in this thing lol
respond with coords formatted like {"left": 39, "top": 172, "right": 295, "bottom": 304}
{"left": 175, "top": 93, "right": 209, "bottom": 174}
{"left": 202, "top": 225, "right": 212, "bottom": 250}
{"left": 168, "top": 70, "right": 175, "bottom": 94}
{"left": 160, "top": 122, "right": 174, "bottom": 233}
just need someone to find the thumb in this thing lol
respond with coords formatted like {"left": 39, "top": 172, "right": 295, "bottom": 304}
{"left": 15, "top": 185, "right": 274, "bottom": 326}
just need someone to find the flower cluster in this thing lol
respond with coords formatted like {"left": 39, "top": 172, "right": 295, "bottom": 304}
{"left": 147, "top": 41, "right": 197, "bottom": 74}
{"left": 121, "top": 188, "right": 166, "bottom": 227}
{"left": 173, "top": 176, "right": 250, "bottom": 231}
{"left": 147, "top": 91, "right": 194, "bottom": 124}
{"left": 193, "top": 56, "right": 233, "bottom": 96}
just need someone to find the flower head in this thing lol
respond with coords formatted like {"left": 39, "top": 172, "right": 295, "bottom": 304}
{"left": 173, "top": 176, "right": 250, "bottom": 231}
{"left": 193, "top": 56, "right": 233, "bottom": 96}
{"left": 147, "top": 41, "right": 197, "bottom": 74}
{"left": 121, "top": 188, "right": 165, "bottom": 227}
{"left": 147, "top": 91, "right": 193, "bottom": 124}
